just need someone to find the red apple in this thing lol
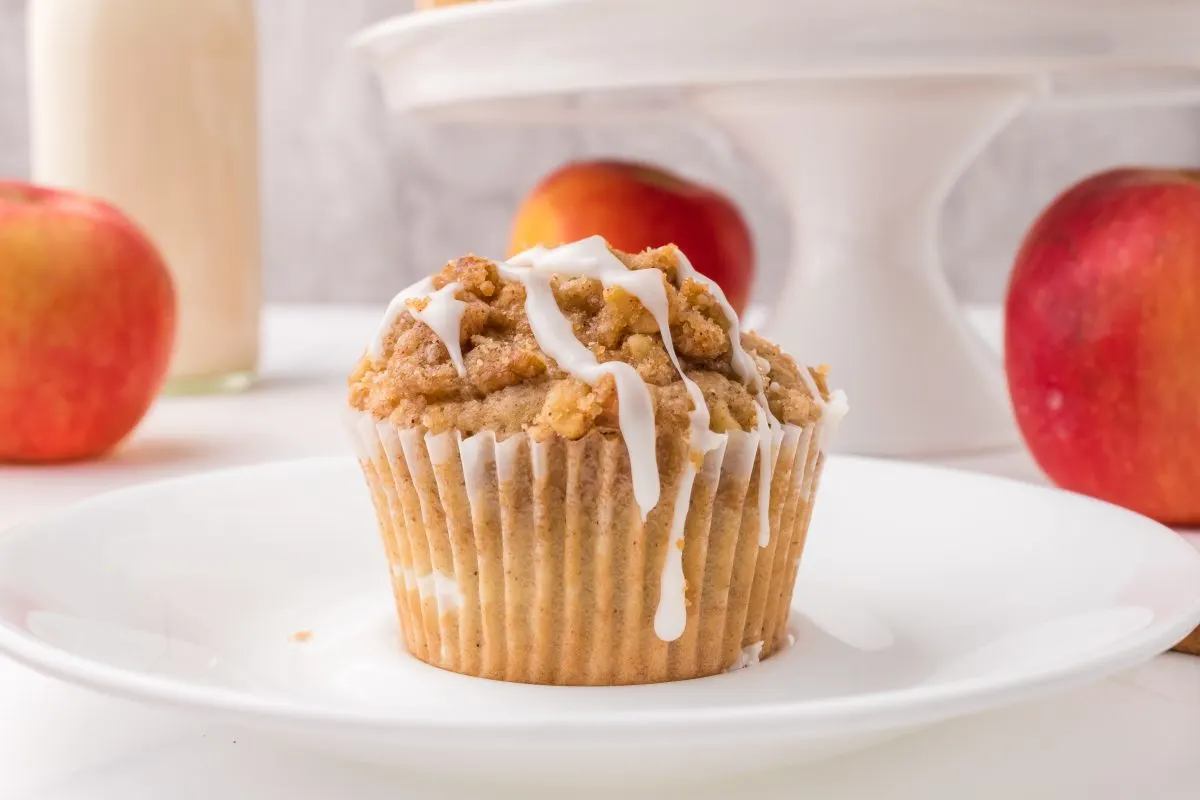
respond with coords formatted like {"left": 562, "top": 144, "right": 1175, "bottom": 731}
{"left": 509, "top": 160, "right": 755, "bottom": 314}
{"left": 0, "top": 182, "right": 176, "bottom": 463}
{"left": 1005, "top": 168, "right": 1200, "bottom": 524}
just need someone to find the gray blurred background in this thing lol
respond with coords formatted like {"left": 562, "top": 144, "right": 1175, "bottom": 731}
{"left": 1, "top": 0, "right": 1199, "bottom": 305}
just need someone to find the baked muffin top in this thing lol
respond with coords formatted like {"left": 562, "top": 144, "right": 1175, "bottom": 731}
{"left": 350, "top": 238, "right": 829, "bottom": 441}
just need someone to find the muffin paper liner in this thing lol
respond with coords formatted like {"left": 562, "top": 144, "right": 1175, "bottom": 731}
{"left": 352, "top": 415, "right": 826, "bottom": 686}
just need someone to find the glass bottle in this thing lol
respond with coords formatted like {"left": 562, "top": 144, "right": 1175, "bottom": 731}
{"left": 29, "top": 0, "right": 262, "bottom": 393}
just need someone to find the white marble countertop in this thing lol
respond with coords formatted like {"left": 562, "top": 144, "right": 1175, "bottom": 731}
{"left": 0, "top": 304, "right": 1196, "bottom": 800}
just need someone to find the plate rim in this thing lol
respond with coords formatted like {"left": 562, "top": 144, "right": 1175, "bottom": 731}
{"left": 1, "top": 455, "right": 1198, "bottom": 739}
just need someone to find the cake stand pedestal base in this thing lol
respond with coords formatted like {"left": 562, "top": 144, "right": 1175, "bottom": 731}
{"left": 696, "top": 77, "right": 1040, "bottom": 455}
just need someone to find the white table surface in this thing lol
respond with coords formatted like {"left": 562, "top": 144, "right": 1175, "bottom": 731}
{"left": 0, "top": 304, "right": 1196, "bottom": 800}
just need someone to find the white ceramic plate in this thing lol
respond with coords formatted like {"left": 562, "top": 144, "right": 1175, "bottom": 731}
{"left": 0, "top": 457, "right": 1197, "bottom": 780}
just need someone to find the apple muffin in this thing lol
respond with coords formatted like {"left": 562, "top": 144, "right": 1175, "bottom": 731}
{"left": 348, "top": 236, "right": 846, "bottom": 685}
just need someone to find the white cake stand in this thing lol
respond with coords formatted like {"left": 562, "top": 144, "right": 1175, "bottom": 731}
{"left": 356, "top": 0, "right": 1200, "bottom": 456}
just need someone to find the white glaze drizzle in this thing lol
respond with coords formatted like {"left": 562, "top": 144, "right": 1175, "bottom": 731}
{"left": 752, "top": 405, "right": 776, "bottom": 546}
{"left": 369, "top": 276, "right": 434, "bottom": 360}
{"left": 674, "top": 248, "right": 790, "bottom": 546}
{"left": 411, "top": 282, "right": 468, "bottom": 378}
{"left": 497, "top": 261, "right": 660, "bottom": 519}
{"left": 507, "top": 240, "right": 609, "bottom": 276}
{"left": 603, "top": 266, "right": 723, "bottom": 640}
{"left": 672, "top": 250, "right": 760, "bottom": 389}
{"left": 368, "top": 277, "right": 469, "bottom": 378}
{"left": 818, "top": 388, "right": 850, "bottom": 456}
{"left": 607, "top": 268, "right": 724, "bottom": 456}
{"left": 370, "top": 236, "right": 842, "bottom": 643}
{"left": 656, "top": 463, "right": 697, "bottom": 641}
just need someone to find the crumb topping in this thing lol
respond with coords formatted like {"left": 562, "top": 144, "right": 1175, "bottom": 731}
{"left": 349, "top": 244, "right": 829, "bottom": 439}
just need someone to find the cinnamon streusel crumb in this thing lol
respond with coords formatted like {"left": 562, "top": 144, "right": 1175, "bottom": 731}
{"left": 349, "top": 245, "right": 828, "bottom": 439}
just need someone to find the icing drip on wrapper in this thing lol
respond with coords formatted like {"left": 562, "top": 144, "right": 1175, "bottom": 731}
{"left": 366, "top": 236, "right": 846, "bottom": 643}
{"left": 498, "top": 261, "right": 662, "bottom": 518}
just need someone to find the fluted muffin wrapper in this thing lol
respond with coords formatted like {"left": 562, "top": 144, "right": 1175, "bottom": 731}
{"left": 351, "top": 414, "right": 827, "bottom": 686}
